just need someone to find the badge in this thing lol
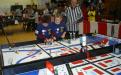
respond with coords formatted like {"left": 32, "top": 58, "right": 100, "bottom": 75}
{"left": 42, "top": 30, "right": 46, "bottom": 35}
{"left": 56, "top": 28, "right": 59, "bottom": 33}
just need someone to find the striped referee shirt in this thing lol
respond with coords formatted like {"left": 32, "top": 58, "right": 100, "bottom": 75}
{"left": 65, "top": 4, "right": 83, "bottom": 31}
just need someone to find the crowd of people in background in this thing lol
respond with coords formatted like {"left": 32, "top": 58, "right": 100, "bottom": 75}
{"left": 0, "top": 0, "right": 106, "bottom": 43}
{"left": 82, "top": 0, "right": 104, "bottom": 21}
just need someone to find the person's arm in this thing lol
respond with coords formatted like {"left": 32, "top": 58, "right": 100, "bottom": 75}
{"left": 76, "top": 6, "right": 83, "bottom": 23}
{"left": 77, "top": 17, "right": 83, "bottom": 23}
{"left": 93, "top": 10, "right": 96, "bottom": 16}
{"left": 50, "top": 23, "right": 57, "bottom": 41}
{"left": 62, "top": 16, "right": 67, "bottom": 24}
{"left": 63, "top": 8, "right": 68, "bottom": 24}
{"left": 61, "top": 32, "right": 66, "bottom": 39}
{"left": 88, "top": 10, "right": 91, "bottom": 16}
{"left": 36, "top": 24, "right": 46, "bottom": 40}
{"left": 38, "top": 33, "right": 46, "bottom": 39}
{"left": 35, "top": 24, "right": 40, "bottom": 35}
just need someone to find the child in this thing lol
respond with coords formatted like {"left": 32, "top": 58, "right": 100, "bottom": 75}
{"left": 51, "top": 14, "right": 67, "bottom": 41}
{"left": 88, "top": 6, "right": 96, "bottom": 22}
{"left": 35, "top": 15, "right": 53, "bottom": 43}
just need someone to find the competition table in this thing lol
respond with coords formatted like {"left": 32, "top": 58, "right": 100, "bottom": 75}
{"left": 0, "top": 34, "right": 121, "bottom": 75}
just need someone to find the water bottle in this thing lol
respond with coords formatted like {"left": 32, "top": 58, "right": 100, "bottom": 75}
{"left": 80, "top": 36, "right": 82, "bottom": 44}
{"left": 82, "top": 34, "right": 86, "bottom": 46}
{"left": 69, "top": 32, "right": 72, "bottom": 40}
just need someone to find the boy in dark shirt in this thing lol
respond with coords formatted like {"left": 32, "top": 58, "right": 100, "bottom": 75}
{"left": 35, "top": 15, "right": 53, "bottom": 43}
{"left": 51, "top": 14, "right": 67, "bottom": 41}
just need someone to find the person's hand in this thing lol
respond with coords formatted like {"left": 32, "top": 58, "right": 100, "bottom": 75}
{"left": 51, "top": 39, "right": 54, "bottom": 42}
{"left": 50, "top": 38, "right": 54, "bottom": 42}
{"left": 47, "top": 39, "right": 51, "bottom": 42}
{"left": 43, "top": 40, "right": 46, "bottom": 43}
{"left": 61, "top": 34, "right": 65, "bottom": 39}
{"left": 44, "top": 38, "right": 49, "bottom": 43}
{"left": 77, "top": 17, "right": 83, "bottom": 23}
{"left": 52, "top": 37, "right": 56, "bottom": 41}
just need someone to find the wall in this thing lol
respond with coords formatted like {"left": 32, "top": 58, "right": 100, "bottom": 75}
{"left": 0, "top": 0, "right": 37, "bottom": 12}
{"left": 37, "top": 0, "right": 50, "bottom": 9}
{"left": 104, "top": 0, "right": 121, "bottom": 20}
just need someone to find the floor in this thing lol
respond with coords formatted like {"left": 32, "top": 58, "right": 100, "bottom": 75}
{"left": 0, "top": 24, "right": 36, "bottom": 45}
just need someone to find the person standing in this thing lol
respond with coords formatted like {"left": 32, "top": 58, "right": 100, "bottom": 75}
{"left": 88, "top": 6, "right": 96, "bottom": 22}
{"left": 65, "top": 0, "right": 83, "bottom": 38}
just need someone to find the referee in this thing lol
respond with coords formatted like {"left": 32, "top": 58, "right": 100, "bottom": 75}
{"left": 65, "top": 0, "right": 83, "bottom": 38}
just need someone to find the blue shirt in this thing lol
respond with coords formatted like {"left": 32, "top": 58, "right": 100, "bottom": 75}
{"left": 51, "top": 22, "right": 67, "bottom": 38}
{"left": 36, "top": 23, "right": 52, "bottom": 39}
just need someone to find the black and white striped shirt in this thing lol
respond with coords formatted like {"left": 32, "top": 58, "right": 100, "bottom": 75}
{"left": 65, "top": 5, "right": 83, "bottom": 31}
